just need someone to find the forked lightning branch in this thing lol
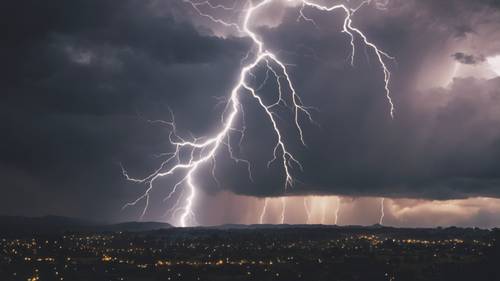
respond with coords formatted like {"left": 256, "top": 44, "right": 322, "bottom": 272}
{"left": 122, "top": 0, "right": 395, "bottom": 227}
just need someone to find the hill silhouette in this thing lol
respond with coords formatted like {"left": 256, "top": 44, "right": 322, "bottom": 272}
{"left": 0, "top": 215, "right": 172, "bottom": 236}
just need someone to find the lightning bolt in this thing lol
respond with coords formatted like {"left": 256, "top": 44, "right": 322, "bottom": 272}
{"left": 303, "top": 197, "right": 312, "bottom": 224}
{"left": 122, "top": 0, "right": 395, "bottom": 226}
{"left": 334, "top": 196, "right": 341, "bottom": 225}
{"left": 280, "top": 197, "right": 287, "bottom": 224}
{"left": 259, "top": 198, "right": 269, "bottom": 224}
{"left": 379, "top": 197, "right": 385, "bottom": 225}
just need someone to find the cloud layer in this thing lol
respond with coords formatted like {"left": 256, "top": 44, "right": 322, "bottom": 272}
{"left": 1, "top": 0, "right": 500, "bottom": 222}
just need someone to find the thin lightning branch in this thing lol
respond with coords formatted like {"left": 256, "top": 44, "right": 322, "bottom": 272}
{"left": 194, "top": 0, "right": 237, "bottom": 11}
{"left": 122, "top": 0, "right": 395, "bottom": 226}
{"left": 183, "top": 0, "right": 243, "bottom": 32}
{"left": 303, "top": 197, "right": 312, "bottom": 224}
{"left": 280, "top": 197, "right": 287, "bottom": 224}
{"left": 163, "top": 183, "right": 186, "bottom": 217}
{"left": 298, "top": 0, "right": 395, "bottom": 118}
{"left": 259, "top": 198, "right": 269, "bottom": 224}
{"left": 379, "top": 197, "right": 385, "bottom": 225}
{"left": 222, "top": 136, "right": 254, "bottom": 181}
{"left": 334, "top": 196, "right": 341, "bottom": 225}
{"left": 210, "top": 156, "right": 221, "bottom": 188}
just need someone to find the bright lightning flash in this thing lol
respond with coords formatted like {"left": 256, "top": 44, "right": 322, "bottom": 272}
{"left": 122, "top": 0, "right": 395, "bottom": 227}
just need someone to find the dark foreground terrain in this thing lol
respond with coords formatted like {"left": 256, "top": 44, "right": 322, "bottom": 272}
{"left": 0, "top": 217, "right": 499, "bottom": 281}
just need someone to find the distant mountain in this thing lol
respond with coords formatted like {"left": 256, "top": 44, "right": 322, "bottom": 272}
{"left": 0, "top": 216, "right": 494, "bottom": 238}
{"left": 212, "top": 224, "right": 342, "bottom": 229}
{"left": 0, "top": 215, "right": 172, "bottom": 237}
{"left": 99, "top": 221, "right": 173, "bottom": 232}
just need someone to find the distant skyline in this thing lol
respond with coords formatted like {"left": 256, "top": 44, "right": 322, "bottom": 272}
{"left": 2, "top": 0, "right": 500, "bottom": 227}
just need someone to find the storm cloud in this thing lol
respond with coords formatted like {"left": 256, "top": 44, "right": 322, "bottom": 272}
{"left": 1, "top": 0, "right": 500, "bottom": 222}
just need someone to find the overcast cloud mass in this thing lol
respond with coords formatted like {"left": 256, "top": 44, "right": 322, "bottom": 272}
{"left": 1, "top": 0, "right": 500, "bottom": 225}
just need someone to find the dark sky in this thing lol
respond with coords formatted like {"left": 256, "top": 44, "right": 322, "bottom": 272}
{"left": 1, "top": 0, "right": 500, "bottom": 224}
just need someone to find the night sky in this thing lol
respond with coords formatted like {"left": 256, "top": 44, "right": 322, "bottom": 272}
{"left": 2, "top": 0, "right": 500, "bottom": 227}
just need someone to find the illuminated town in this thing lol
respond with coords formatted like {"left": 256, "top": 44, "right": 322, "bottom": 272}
{"left": 1, "top": 226, "right": 498, "bottom": 281}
